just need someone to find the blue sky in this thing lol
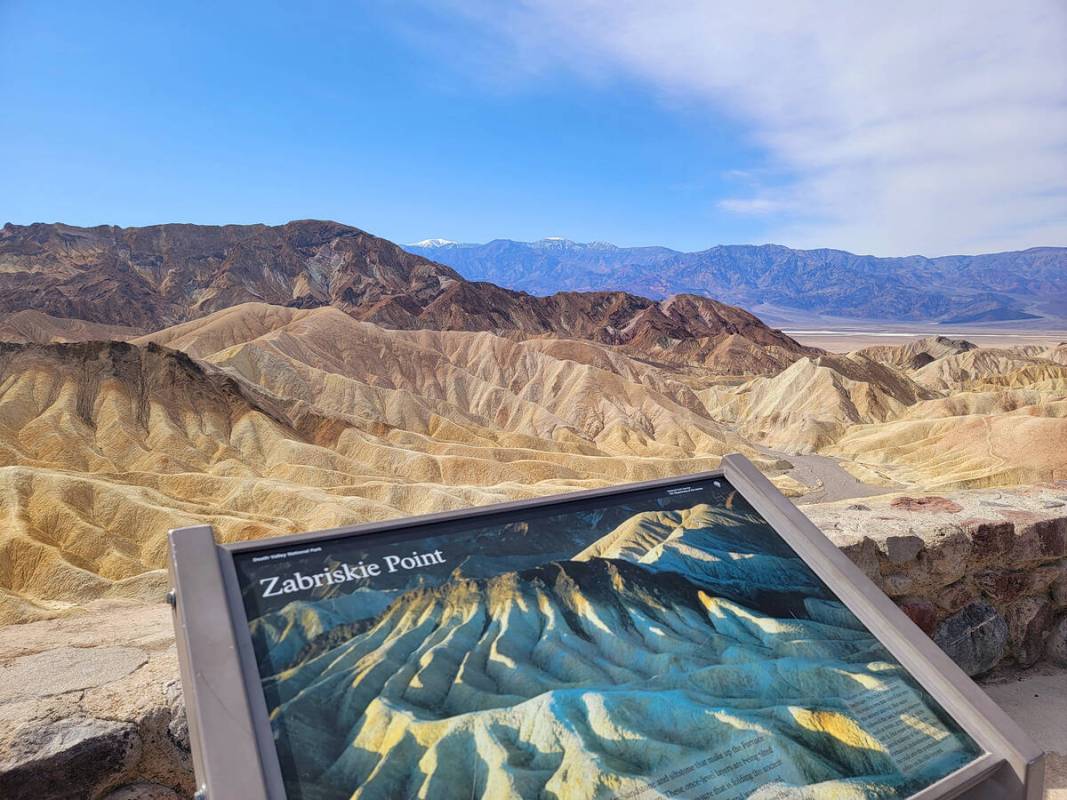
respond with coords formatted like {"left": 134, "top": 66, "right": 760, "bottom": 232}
{"left": 2, "top": 1, "right": 1065, "bottom": 255}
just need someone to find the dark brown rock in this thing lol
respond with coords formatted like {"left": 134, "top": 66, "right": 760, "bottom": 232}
{"left": 1036, "top": 518, "right": 1067, "bottom": 557}
{"left": 898, "top": 597, "right": 938, "bottom": 636}
{"left": 1005, "top": 598, "right": 1054, "bottom": 667}
{"left": 974, "top": 570, "right": 1029, "bottom": 603}
{"left": 1027, "top": 564, "right": 1065, "bottom": 599}
{"left": 966, "top": 519, "right": 1016, "bottom": 559}
{"left": 935, "top": 579, "right": 978, "bottom": 614}
{"left": 890, "top": 496, "right": 963, "bottom": 513}
{"left": 1012, "top": 519, "right": 1067, "bottom": 563}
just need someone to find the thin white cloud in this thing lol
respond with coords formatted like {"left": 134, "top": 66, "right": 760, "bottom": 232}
{"left": 445, "top": 0, "right": 1067, "bottom": 254}
{"left": 716, "top": 197, "right": 788, "bottom": 216}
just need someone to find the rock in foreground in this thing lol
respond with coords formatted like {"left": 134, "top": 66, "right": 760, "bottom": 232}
{"left": 807, "top": 483, "right": 1067, "bottom": 675}
{"left": 0, "top": 602, "right": 191, "bottom": 799}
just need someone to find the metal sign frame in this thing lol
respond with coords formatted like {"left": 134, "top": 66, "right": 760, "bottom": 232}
{"left": 168, "top": 453, "right": 1045, "bottom": 800}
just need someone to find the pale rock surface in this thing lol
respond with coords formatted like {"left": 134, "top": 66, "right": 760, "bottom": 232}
{"left": 0, "top": 602, "right": 193, "bottom": 799}
{"left": 706, "top": 338, "right": 1067, "bottom": 490}
{"left": 0, "top": 646, "right": 147, "bottom": 701}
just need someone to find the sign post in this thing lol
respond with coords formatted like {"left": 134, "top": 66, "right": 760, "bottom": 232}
{"left": 169, "top": 454, "right": 1045, "bottom": 800}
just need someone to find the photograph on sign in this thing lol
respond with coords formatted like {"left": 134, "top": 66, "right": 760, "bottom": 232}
{"left": 232, "top": 478, "right": 982, "bottom": 800}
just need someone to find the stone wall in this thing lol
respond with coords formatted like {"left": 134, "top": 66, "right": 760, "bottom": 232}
{"left": 807, "top": 484, "right": 1067, "bottom": 676}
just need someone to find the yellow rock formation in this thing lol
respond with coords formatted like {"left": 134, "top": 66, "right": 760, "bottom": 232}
{"left": 0, "top": 311, "right": 1062, "bottom": 623}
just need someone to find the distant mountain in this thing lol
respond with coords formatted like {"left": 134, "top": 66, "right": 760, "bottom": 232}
{"left": 405, "top": 239, "right": 1067, "bottom": 324}
{"left": 408, "top": 238, "right": 458, "bottom": 248}
{"left": 0, "top": 222, "right": 811, "bottom": 367}
{"left": 0, "top": 220, "right": 456, "bottom": 329}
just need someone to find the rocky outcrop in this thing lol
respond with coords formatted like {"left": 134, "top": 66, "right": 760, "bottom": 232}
{"left": 808, "top": 483, "right": 1067, "bottom": 675}
{"left": 0, "top": 717, "right": 140, "bottom": 800}
{"left": 0, "top": 603, "right": 193, "bottom": 799}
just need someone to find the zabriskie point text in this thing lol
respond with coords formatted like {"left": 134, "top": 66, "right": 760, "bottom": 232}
{"left": 258, "top": 549, "right": 447, "bottom": 598}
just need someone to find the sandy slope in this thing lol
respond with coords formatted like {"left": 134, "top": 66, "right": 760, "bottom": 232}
{"left": 140, "top": 304, "right": 747, "bottom": 457}
{"left": 702, "top": 337, "right": 1067, "bottom": 489}
{"left": 0, "top": 305, "right": 1061, "bottom": 623}
{"left": 0, "top": 307, "right": 798, "bottom": 623}
{"left": 0, "top": 309, "right": 143, "bottom": 344}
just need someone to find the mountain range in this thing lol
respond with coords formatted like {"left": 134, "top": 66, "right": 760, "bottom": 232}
{"left": 0, "top": 222, "right": 807, "bottom": 362}
{"left": 0, "top": 219, "right": 1063, "bottom": 626}
{"left": 405, "top": 238, "right": 1067, "bottom": 324}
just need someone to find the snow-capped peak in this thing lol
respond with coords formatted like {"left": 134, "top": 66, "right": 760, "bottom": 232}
{"left": 409, "top": 238, "right": 458, "bottom": 248}
{"left": 532, "top": 237, "right": 577, "bottom": 248}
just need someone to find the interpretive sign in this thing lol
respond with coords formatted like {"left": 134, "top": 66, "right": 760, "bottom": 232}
{"left": 168, "top": 454, "right": 1045, "bottom": 800}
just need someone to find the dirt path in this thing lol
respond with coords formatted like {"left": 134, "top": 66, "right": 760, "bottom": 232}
{"left": 757, "top": 447, "right": 902, "bottom": 504}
